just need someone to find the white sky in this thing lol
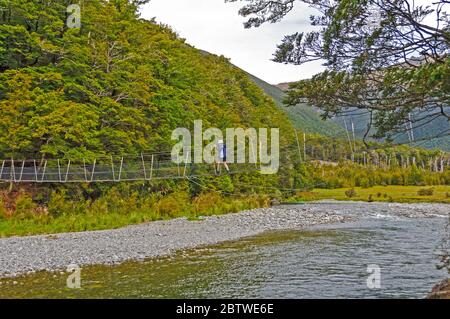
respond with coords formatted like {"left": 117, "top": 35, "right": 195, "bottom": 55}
{"left": 140, "top": 0, "right": 325, "bottom": 84}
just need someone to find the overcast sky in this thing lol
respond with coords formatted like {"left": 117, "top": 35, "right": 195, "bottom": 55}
{"left": 140, "top": 0, "right": 325, "bottom": 84}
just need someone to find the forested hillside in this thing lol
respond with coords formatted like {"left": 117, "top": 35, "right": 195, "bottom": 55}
{"left": 247, "top": 73, "right": 347, "bottom": 138}
{"left": 332, "top": 109, "right": 450, "bottom": 151}
{"left": 0, "top": 0, "right": 294, "bottom": 161}
{"left": 277, "top": 82, "right": 450, "bottom": 151}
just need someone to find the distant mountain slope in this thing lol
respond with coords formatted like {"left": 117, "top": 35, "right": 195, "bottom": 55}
{"left": 246, "top": 74, "right": 347, "bottom": 138}
{"left": 276, "top": 82, "right": 450, "bottom": 151}
{"left": 275, "top": 83, "right": 291, "bottom": 91}
{"left": 333, "top": 110, "right": 450, "bottom": 151}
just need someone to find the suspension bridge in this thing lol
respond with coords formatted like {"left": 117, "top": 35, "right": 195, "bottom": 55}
{"left": 2, "top": 144, "right": 448, "bottom": 184}
{"left": 0, "top": 152, "right": 263, "bottom": 183}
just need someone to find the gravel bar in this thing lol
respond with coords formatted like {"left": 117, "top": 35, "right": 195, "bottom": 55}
{"left": 0, "top": 201, "right": 448, "bottom": 278}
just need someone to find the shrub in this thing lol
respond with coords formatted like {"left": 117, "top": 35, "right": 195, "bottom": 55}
{"left": 0, "top": 200, "right": 8, "bottom": 220}
{"left": 417, "top": 188, "right": 434, "bottom": 196}
{"left": 368, "top": 195, "right": 374, "bottom": 202}
{"left": 193, "top": 192, "right": 222, "bottom": 216}
{"left": 88, "top": 198, "right": 109, "bottom": 215}
{"left": 345, "top": 189, "right": 357, "bottom": 198}
{"left": 157, "top": 192, "right": 191, "bottom": 218}
{"left": 360, "top": 178, "right": 371, "bottom": 189}
{"left": 14, "top": 193, "right": 37, "bottom": 220}
{"left": 48, "top": 191, "right": 71, "bottom": 217}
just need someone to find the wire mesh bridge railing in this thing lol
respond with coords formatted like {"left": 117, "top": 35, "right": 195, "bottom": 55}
{"left": 0, "top": 153, "right": 263, "bottom": 183}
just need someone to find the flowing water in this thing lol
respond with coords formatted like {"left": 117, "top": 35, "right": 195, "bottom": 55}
{"left": 0, "top": 209, "right": 448, "bottom": 298}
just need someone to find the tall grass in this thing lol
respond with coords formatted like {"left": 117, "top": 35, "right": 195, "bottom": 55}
{"left": 0, "top": 187, "right": 269, "bottom": 238}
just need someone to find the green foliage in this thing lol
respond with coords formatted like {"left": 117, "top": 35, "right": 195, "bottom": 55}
{"left": 13, "top": 192, "right": 37, "bottom": 220}
{"left": 246, "top": 72, "right": 346, "bottom": 138}
{"left": 345, "top": 188, "right": 357, "bottom": 198}
{"left": 0, "top": 187, "right": 269, "bottom": 237}
{"left": 417, "top": 188, "right": 435, "bottom": 196}
{"left": 229, "top": 0, "right": 450, "bottom": 148}
{"left": 293, "top": 185, "right": 450, "bottom": 204}
{"left": 408, "top": 165, "right": 424, "bottom": 186}
{"left": 156, "top": 192, "right": 189, "bottom": 218}
{"left": 293, "top": 163, "right": 313, "bottom": 190}
{"left": 311, "top": 162, "right": 448, "bottom": 189}
{"left": 358, "top": 178, "right": 371, "bottom": 189}
{"left": 0, "top": 1, "right": 448, "bottom": 238}
{"left": 0, "top": 0, "right": 294, "bottom": 161}
{"left": 0, "top": 0, "right": 297, "bottom": 216}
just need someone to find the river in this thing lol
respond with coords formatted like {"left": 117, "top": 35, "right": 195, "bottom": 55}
{"left": 0, "top": 206, "right": 447, "bottom": 298}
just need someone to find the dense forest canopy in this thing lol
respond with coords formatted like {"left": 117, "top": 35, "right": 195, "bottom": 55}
{"left": 0, "top": 0, "right": 294, "bottom": 161}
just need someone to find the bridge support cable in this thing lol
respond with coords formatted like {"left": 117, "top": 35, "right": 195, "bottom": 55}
{"left": 0, "top": 153, "right": 264, "bottom": 183}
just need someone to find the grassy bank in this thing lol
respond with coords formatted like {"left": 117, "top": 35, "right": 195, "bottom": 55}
{"left": 0, "top": 188, "right": 270, "bottom": 238}
{"left": 0, "top": 185, "right": 448, "bottom": 238}
{"left": 291, "top": 185, "right": 450, "bottom": 204}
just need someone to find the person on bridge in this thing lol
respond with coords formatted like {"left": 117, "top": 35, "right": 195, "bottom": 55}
{"left": 216, "top": 140, "right": 230, "bottom": 174}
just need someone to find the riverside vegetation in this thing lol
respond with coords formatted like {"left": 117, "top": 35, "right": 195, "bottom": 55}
{"left": 1, "top": 166, "right": 448, "bottom": 237}
{"left": 0, "top": 1, "right": 449, "bottom": 237}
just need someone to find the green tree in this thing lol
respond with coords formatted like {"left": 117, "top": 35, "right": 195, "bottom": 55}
{"left": 227, "top": 0, "right": 450, "bottom": 143}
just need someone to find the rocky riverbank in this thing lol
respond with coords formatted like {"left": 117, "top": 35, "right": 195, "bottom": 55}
{"left": 428, "top": 279, "right": 450, "bottom": 299}
{"left": 0, "top": 201, "right": 448, "bottom": 278}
